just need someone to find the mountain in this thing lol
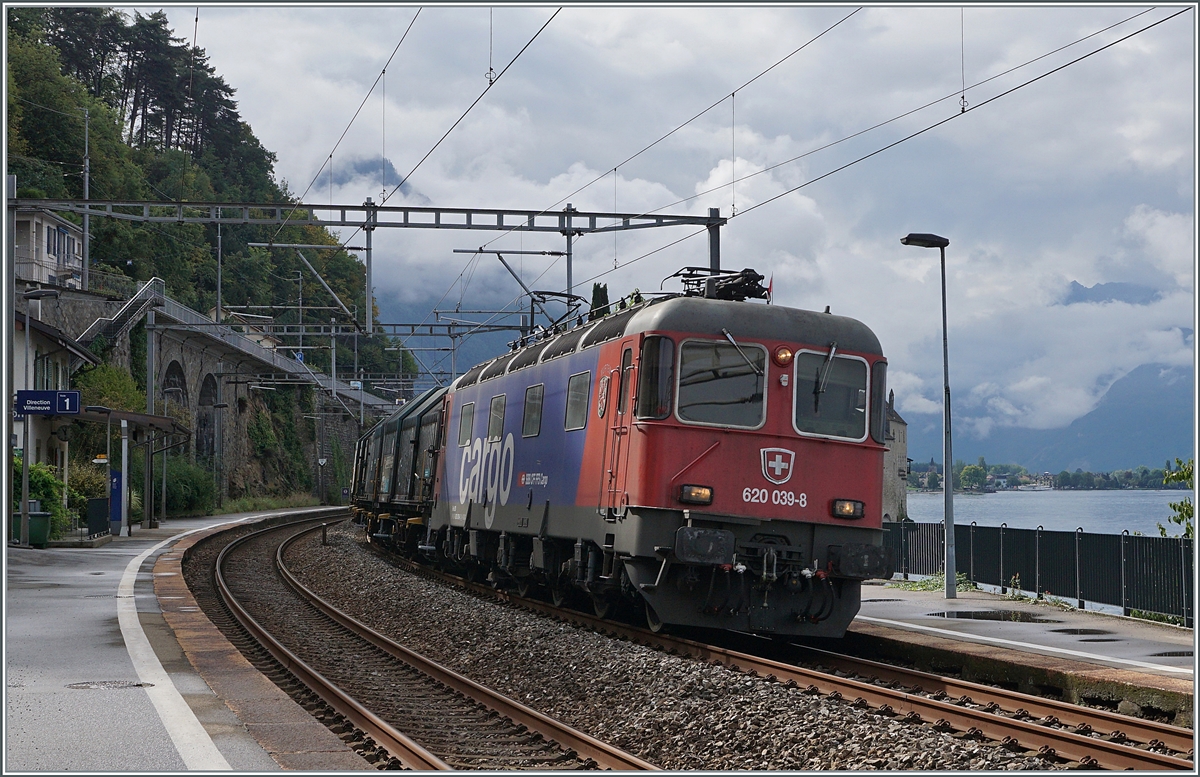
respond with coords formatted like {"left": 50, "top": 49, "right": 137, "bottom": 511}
{"left": 905, "top": 363, "right": 1194, "bottom": 472}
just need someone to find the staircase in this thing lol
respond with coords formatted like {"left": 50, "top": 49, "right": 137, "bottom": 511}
{"left": 78, "top": 277, "right": 164, "bottom": 349}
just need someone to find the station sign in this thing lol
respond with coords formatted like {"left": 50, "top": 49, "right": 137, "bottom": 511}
{"left": 16, "top": 390, "right": 81, "bottom": 415}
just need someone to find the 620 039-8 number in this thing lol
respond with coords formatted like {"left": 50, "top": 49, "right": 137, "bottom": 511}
{"left": 742, "top": 487, "right": 806, "bottom": 507}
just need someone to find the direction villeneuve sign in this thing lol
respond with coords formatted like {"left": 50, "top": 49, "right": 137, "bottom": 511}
{"left": 16, "top": 391, "right": 81, "bottom": 415}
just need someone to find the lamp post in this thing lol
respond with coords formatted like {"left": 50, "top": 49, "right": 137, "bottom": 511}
{"left": 901, "top": 232, "right": 956, "bottom": 599}
{"left": 19, "top": 288, "right": 61, "bottom": 547}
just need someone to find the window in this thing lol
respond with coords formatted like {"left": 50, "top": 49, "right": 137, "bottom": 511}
{"left": 794, "top": 351, "right": 869, "bottom": 440}
{"left": 457, "top": 402, "right": 474, "bottom": 447}
{"left": 564, "top": 371, "right": 591, "bottom": 431}
{"left": 677, "top": 340, "right": 766, "bottom": 428}
{"left": 617, "top": 348, "right": 633, "bottom": 415}
{"left": 870, "top": 362, "right": 887, "bottom": 444}
{"left": 523, "top": 384, "right": 544, "bottom": 437}
{"left": 636, "top": 336, "right": 674, "bottom": 419}
{"left": 488, "top": 395, "right": 506, "bottom": 441}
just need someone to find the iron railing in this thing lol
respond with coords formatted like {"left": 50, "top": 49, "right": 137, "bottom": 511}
{"left": 883, "top": 522, "right": 1193, "bottom": 627}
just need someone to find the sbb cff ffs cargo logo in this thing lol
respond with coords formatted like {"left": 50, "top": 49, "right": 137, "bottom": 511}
{"left": 760, "top": 448, "right": 795, "bottom": 485}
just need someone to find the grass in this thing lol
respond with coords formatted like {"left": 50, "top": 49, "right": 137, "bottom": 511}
{"left": 212, "top": 493, "right": 322, "bottom": 516}
{"left": 888, "top": 572, "right": 975, "bottom": 592}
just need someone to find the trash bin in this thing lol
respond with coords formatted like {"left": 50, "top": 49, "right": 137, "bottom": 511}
{"left": 9, "top": 510, "right": 51, "bottom": 548}
{"left": 27, "top": 512, "right": 51, "bottom": 548}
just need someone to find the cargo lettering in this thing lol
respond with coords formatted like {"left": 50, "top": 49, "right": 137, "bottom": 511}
{"left": 458, "top": 434, "right": 515, "bottom": 528}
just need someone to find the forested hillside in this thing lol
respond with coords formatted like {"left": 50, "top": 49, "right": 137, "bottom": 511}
{"left": 7, "top": 7, "right": 413, "bottom": 382}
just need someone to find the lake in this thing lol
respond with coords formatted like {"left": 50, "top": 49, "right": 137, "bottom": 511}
{"left": 905, "top": 489, "right": 1190, "bottom": 536}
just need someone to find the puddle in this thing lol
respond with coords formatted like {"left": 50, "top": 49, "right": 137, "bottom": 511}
{"left": 1049, "top": 628, "right": 1112, "bottom": 636}
{"left": 926, "top": 610, "right": 1061, "bottom": 623}
{"left": 66, "top": 680, "right": 153, "bottom": 690}
{"left": 1077, "top": 638, "right": 1120, "bottom": 642}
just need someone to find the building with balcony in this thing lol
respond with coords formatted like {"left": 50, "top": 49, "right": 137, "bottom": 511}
{"left": 14, "top": 208, "right": 83, "bottom": 288}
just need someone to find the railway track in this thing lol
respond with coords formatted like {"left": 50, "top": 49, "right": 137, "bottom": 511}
{"left": 355, "top": 526, "right": 1194, "bottom": 771}
{"left": 209, "top": 517, "right": 656, "bottom": 770}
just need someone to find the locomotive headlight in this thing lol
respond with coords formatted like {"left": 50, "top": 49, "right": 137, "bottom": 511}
{"left": 772, "top": 346, "right": 794, "bottom": 367}
{"left": 679, "top": 484, "right": 714, "bottom": 505}
{"left": 831, "top": 499, "right": 865, "bottom": 519}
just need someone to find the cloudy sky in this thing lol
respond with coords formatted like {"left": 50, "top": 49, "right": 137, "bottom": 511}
{"left": 150, "top": 4, "right": 1194, "bottom": 446}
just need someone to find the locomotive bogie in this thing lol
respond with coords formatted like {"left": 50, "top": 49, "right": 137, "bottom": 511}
{"left": 351, "top": 293, "right": 895, "bottom": 637}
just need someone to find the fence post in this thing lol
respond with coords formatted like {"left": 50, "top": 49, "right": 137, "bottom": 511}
{"left": 1120, "top": 530, "right": 1128, "bottom": 617}
{"left": 1036, "top": 525, "right": 1042, "bottom": 600}
{"left": 1075, "top": 526, "right": 1083, "bottom": 610}
{"left": 999, "top": 522, "right": 1006, "bottom": 594}
{"left": 901, "top": 522, "right": 909, "bottom": 580}
{"left": 970, "top": 521, "right": 976, "bottom": 586}
{"left": 1181, "top": 535, "right": 1190, "bottom": 628}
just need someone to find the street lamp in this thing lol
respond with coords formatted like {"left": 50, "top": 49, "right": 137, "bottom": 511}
{"left": 900, "top": 232, "right": 956, "bottom": 600}
{"left": 18, "top": 288, "right": 61, "bottom": 547}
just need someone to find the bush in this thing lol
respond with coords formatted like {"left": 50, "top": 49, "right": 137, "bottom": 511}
{"left": 163, "top": 456, "right": 216, "bottom": 516}
{"left": 11, "top": 454, "right": 75, "bottom": 540}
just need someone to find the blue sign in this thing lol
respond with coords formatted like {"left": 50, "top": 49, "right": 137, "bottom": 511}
{"left": 16, "top": 390, "right": 81, "bottom": 415}
{"left": 294, "top": 351, "right": 304, "bottom": 363}
{"left": 109, "top": 470, "right": 122, "bottom": 525}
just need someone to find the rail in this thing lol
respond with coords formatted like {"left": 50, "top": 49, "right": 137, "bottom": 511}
{"left": 280, "top": 523, "right": 659, "bottom": 771}
{"left": 214, "top": 519, "right": 451, "bottom": 770}
{"left": 379, "top": 547, "right": 1194, "bottom": 770}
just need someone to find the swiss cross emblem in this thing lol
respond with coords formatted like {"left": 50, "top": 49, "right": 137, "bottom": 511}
{"left": 760, "top": 448, "right": 795, "bottom": 485}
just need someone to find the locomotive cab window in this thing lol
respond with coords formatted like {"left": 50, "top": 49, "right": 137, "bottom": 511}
{"left": 793, "top": 350, "right": 869, "bottom": 441}
{"left": 457, "top": 402, "right": 474, "bottom": 447}
{"left": 636, "top": 335, "right": 674, "bottom": 419}
{"left": 488, "top": 395, "right": 505, "bottom": 441}
{"left": 677, "top": 340, "right": 767, "bottom": 428}
{"left": 523, "top": 384, "right": 544, "bottom": 437}
{"left": 617, "top": 348, "right": 633, "bottom": 415}
{"left": 564, "top": 371, "right": 591, "bottom": 431}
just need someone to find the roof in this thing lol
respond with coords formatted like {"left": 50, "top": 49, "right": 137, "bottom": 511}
{"left": 75, "top": 407, "right": 191, "bottom": 437}
{"left": 15, "top": 313, "right": 101, "bottom": 367}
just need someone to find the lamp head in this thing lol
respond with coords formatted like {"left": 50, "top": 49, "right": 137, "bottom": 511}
{"left": 85, "top": 405, "right": 111, "bottom": 414}
{"left": 901, "top": 233, "right": 949, "bottom": 249}
{"left": 22, "top": 288, "right": 61, "bottom": 300}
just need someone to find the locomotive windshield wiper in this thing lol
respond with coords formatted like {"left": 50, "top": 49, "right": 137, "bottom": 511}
{"left": 721, "top": 328, "right": 763, "bottom": 377}
{"left": 813, "top": 341, "right": 838, "bottom": 411}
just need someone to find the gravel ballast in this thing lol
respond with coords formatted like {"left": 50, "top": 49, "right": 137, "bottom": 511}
{"left": 284, "top": 521, "right": 1065, "bottom": 770}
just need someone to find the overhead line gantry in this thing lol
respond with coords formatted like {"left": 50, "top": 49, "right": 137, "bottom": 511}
{"left": 11, "top": 197, "right": 727, "bottom": 335}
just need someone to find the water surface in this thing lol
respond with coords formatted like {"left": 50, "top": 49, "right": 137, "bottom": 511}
{"left": 905, "top": 489, "right": 1189, "bottom": 536}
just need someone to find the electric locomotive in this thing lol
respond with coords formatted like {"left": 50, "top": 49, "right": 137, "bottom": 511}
{"left": 352, "top": 268, "right": 893, "bottom": 637}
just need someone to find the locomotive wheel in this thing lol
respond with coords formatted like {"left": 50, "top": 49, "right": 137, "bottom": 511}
{"left": 550, "top": 581, "right": 568, "bottom": 607}
{"left": 644, "top": 601, "right": 666, "bottom": 633}
{"left": 515, "top": 577, "right": 532, "bottom": 598}
{"left": 591, "top": 594, "right": 612, "bottom": 619}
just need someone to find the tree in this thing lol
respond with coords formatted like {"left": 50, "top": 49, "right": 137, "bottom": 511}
{"left": 1159, "top": 458, "right": 1193, "bottom": 538}
{"left": 960, "top": 464, "right": 986, "bottom": 490}
{"left": 590, "top": 282, "right": 610, "bottom": 320}
{"left": 927, "top": 471, "right": 940, "bottom": 490}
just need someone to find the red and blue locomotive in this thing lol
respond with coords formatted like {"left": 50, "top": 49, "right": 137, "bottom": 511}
{"left": 352, "top": 269, "right": 893, "bottom": 637}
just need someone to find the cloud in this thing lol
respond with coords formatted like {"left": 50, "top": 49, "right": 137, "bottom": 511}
{"left": 152, "top": 6, "right": 1193, "bottom": 433}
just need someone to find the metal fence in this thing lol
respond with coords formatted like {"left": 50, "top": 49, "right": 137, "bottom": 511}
{"left": 883, "top": 522, "right": 1193, "bottom": 627}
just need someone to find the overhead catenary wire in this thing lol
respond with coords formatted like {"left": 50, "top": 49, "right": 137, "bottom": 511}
{"left": 623, "top": 5, "right": 1162, "bottom": 217}
{"left": 569, "top": 6, "right": 1192, "bottom": 293}
{"left": 467, "top": 7, "right": 862, "bottom": 260}
{"left": 269, "top": 8, "right": 421, "bottom": 242}
{"left": 412, "top": 6, "right": 861, "bottom": 354}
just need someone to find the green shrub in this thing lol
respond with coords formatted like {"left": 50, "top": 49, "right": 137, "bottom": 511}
{"left": 10, "top": 454, "right": 75, "bottom": 540}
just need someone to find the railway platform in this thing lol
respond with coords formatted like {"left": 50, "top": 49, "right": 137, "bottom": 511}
{"left": 842, "top": 579, "right": 1194, "bottom": 726}
{"left": 3, "top": 507, "right": 360, "bottom": 773}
